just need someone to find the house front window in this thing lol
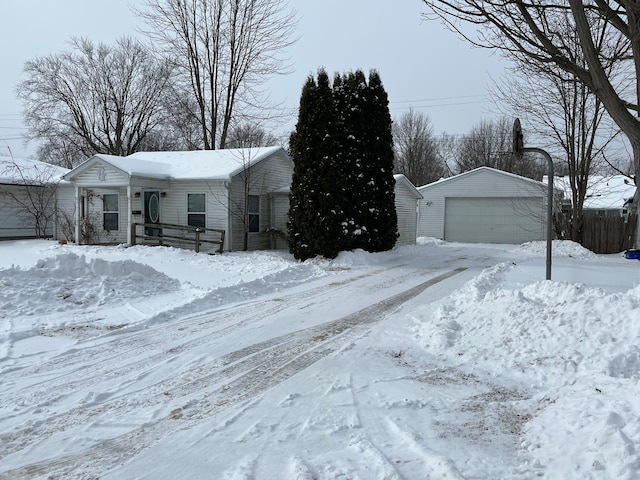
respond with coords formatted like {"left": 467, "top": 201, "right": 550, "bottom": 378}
{"left": 248, "top": 195, "right": 260, "bottom": 232}
{"left": 103, "top": 194, "right": 119, "bottom": 231}
{"left": 188, "top": 193, "right": 206, "bottom": 228}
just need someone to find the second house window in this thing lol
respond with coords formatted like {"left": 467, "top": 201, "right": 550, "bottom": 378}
{"left": 248, "top": 195, "right": 260, "bottom": 232}
{"left": 188, "top": 193, "right": 206, "bottom": 228}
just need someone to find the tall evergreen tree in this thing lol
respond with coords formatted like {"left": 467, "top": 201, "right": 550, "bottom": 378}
{"left": 362, "top": 70, "right": 397, "bottom": 252}
{"left": 333, "top": 71, "right": 370, "bottom": 251}
{"left": 333, "top": 70, "right": 397, "bottom": 252}
{"left": 288, "top": 69, "right": 341, "bottom": 260}
{"left": 288, "top": 68, "right": 397, "bottom": 259}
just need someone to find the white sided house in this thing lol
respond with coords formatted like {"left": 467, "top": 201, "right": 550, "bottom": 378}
{"left": 417, "top": 167, "right": 549, "bottom": 244}
{"left": 59, "top": 147, "right": 293, "bottom": 252}
{"left": 0, "top": 156, "right": 69, "bottom": 240}
{"left": 546, "top": 175, "right": 637, "bottom": 217}
{"left": 394, "top": 174, "right": 422, "bottom": 246}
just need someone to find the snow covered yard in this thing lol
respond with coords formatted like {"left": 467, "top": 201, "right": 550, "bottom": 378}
{"left": 0, "top": 238, "right": 639, "bottom": 479}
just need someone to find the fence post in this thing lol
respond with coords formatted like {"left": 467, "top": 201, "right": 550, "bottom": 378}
{"left": 131, "top": 223, "right": 137, "bottom": 245}
{"left": 195, "top": 228, "right": 201, "bottom": 253}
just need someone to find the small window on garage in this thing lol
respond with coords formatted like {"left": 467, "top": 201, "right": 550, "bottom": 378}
{"left": 248, "top": 195, "right": 260, "bottom": 233}
{"left": 188, "top": 193, "right": 206, "bottom": 228}
{"left": 103, "top": 194, "right": 119, "bottom": 231}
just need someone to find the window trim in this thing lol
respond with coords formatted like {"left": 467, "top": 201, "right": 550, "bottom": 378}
{"left": 102, "top": 193, "right": 119, "bottom": 231}
{"left": 248, "top": 194, "right": 260, "bottom": 233}
{"left": 187, "top": 192, "right": 206, "bottom": 229}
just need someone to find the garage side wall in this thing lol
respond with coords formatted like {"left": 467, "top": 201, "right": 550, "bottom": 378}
{"left": 395, "top": 182, "right": 419, "bottom": 246}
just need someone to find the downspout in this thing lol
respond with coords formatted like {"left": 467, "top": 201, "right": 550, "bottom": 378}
{"left": 126, "top": 184, "right": 132, "bottom": 245}
{"left": 224, "top": 181, "right": 232, "bottom": 252}
{"left": 74, "top": 185, "right": 81, "bottom": 245}
{"left": 53, "top": 186, "right": 59, "bottom": 241}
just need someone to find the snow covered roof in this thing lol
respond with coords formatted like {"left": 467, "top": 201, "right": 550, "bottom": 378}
{"left": 0, "top": 155, "right": 70, "bottom": 185}
{"left": 543, "top": 175, "right": 636, "bottom": 209}
{"left": 394, "top": 174, "right": 423, "bottom": 198}
{"left": 69, "top": 147, "right": 286, "bottom": 181}
{"left": 417, "top": 166, "right": 546, "bottom": 191}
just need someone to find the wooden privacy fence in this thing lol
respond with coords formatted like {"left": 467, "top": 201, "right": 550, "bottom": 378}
{"left": 131, "top": 222, "right": 225, "bottom": 253}
{"left": 580, "top": 214, "right": 637, "bottom": 254}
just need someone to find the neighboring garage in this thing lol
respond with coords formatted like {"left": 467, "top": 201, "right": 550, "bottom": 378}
{"left": 1, "top": 156, "right": 69, "bottom": 240}
{"left": 417, "top": 167, "right": 549, "bottom": 244}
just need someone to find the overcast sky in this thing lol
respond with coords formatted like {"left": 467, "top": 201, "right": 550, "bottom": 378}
{"left": 1, "top": 0, "right": 508, "bottom": 159}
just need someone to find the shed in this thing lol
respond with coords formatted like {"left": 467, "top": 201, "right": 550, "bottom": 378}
{"left": 394, "top": 174, "right": 422, "bottom": 246}
{"left": 417, "top": 167, "right": 549, "bottom": 244}
{"left": 59, "top": 147, "right": 293, "bottom": 251}
{"left": 0, "top": 156, "right": 69, "bottom": 239}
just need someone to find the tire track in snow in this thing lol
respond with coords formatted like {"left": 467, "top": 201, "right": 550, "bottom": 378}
{"left": 0, "top": 267, "right": 389, "bottom": 401}
{"left": 1, "top": 268, "right": 394, "bottom": 460}
{"left": 0, "top": 268, "right": 465, "bottom": 479}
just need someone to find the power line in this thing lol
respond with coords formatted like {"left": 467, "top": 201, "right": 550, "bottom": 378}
{"left": 389, "top": 94, "right": 488, "bottom": 104}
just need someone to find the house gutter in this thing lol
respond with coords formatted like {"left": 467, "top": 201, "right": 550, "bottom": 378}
{"left": 224, "top": 180, "right": 231, "bottom": 252}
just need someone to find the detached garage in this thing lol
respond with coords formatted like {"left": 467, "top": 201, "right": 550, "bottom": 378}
{"left": 417, "top": 167, "right": 549, "bottom": 244}
{"left": 1, "top": 156, "right": 69, "bottom": 240}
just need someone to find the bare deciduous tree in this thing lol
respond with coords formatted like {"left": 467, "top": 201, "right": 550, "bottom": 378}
{"left": 225, "top": 123, "right": 281, "bottom": 149}
{"left": 36, "top": 137, "right": 86, "bottom": 169}
{"left": 454, "top": 117, "right": 546, "bottom": 179}
{"left": 455, "top": 117, "right": 513, "bottom": 172}
{"left": 492, "top": 68, "right": 621, "bottom": 242}
{"left": 421, "top": 0, "right": 640, "bottom": 246}
{"left": 137, "top": 0, "right": 299, "bottom": 150}
{"left": 18, "top": 37, "right": 172, "bottom": 158}
{"left": 393, "top": 108, "right": 446, "bottom": 186}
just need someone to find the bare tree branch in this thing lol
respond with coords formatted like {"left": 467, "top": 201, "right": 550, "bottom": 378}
{"left": 137, "top": 0, "right": 299, "bottom": 150}
{"left": 17, "top": 37, "right": 172, "bottom": 158}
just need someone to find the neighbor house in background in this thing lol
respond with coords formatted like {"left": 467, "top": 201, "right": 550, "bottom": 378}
{"left": 545, "top": 175, "right": 637, "bottom": 218}
{"left": 0, "top": 155, "right": 69, "bottom": 239}
{"left": 58, "top": 147, "right": 293, "bottom": 252}
{"left": 417, "top": 167, "right": 550, "bottom": 244}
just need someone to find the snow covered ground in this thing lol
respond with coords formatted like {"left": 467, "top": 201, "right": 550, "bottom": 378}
{"left": 0, "top": 238, "right": 638, "bottom": 479}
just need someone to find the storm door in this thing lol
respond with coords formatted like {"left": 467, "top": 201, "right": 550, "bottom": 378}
{"left": 144, "top": 191, "right": 161, "bottom": 237}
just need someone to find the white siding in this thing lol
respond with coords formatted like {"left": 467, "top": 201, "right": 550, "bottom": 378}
{"left": 146, "top": 180, "right": 229, "bottom": 252}
{"left": 417, "top": 168, "right": 548, "bottom": 242}
{"left": 0, "top": 186, "right": 37, "bottom": 238}
{"left": 0, "top": 185, "right": 58, "bottom": 239}
{"left": 74, "top": 164, "right": 129, "bottom": 186}
{"left": 83, "top": 187, "right": 129, "bottom": 244}
{"left": 394, "top": 179, "right": 419, "bottom": 246}
{"left": 228, "top": 150, "right": 292, "bottom": 251}
{"left": 270, "top": 192, "right": 290, "bottom": 250}
{"left": 55, "top": 183, "right": 76, "bottom": 241}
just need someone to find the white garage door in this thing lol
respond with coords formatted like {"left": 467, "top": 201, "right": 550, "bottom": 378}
{"left": 444, "top": 197, "right": 545, "bottom": 244}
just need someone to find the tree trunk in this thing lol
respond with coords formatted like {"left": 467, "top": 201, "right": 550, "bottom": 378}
{"left": 633, "top": 141, "right": 640, "bottom": 250}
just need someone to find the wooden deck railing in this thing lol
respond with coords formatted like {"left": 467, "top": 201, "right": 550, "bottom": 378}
{"left": 131, "top": 222, "right": 225, "bottom": 253}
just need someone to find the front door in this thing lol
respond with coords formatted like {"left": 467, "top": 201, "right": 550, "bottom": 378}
{"left": 144, "top": 191, "right": 161, "bottom": 237}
